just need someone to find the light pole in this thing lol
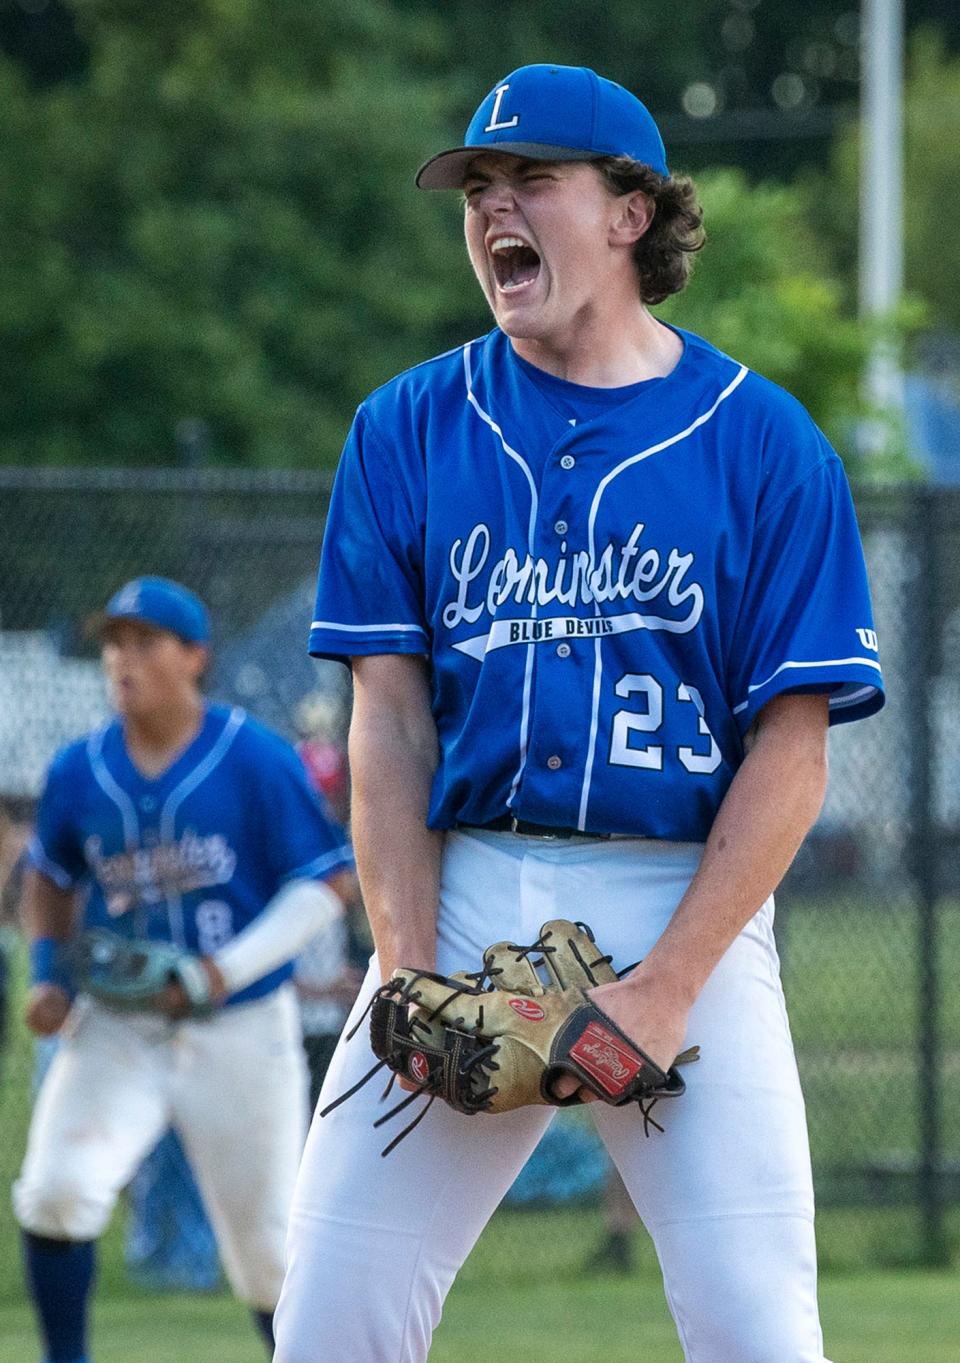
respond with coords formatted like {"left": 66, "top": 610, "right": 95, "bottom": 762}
{"left": 860, "top": 0, "right": 905, "bottom": 452}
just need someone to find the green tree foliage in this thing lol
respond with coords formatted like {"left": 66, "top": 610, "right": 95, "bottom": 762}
{"left": 661, "top": 169, "right": 868, "bottom": 460}
{"left": 397, "top": 0, "right": 957, "bottom": 181}
{"left": 0, "top": 0, "right": 886, "bottom": 470}
{"left": 819, "top": 29, "right": 960, "bottom": 337}
{"left": 394, "top": 0, "right": 713, "bottom": 124}
{"left": 901, "top": 34, "right": 960, "bottom": 339}
{"left": 0, "top": 0, "right": 473, "bottom": 467}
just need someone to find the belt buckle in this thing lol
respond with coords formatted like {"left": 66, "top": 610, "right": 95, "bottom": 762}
{"left": 510, "top": 816, "right": 564, "bottom": 839}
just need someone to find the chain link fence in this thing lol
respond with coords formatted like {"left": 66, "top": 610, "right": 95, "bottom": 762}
{"left": 0, "top": 471, "right": 957, "bottom": 1299}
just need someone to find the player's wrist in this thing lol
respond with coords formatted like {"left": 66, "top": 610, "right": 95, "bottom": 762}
{"left": 200, "top": 955, "right": 228, "bottom": 1004}
{"left": 27, "top": 980, "right": 71, "bottom": 1004}
{"left": 375, "top": 930, "right": 437, "bottom": 982}
{"left": 615, "top": 959, "right": 698, "bottom": 1014}
{"left": 29, "top": 937, "right": 72, "bottom": 993}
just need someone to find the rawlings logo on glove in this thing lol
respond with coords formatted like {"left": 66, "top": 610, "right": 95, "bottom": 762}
{"left": 322, "top": 919, "right": 699, "bottom": 1155}
{"left": 509, "top": 998, "right": 545, "bottom": 1021}
{"left": 570, "top": 1021, "right": 645, "bottom": 1094}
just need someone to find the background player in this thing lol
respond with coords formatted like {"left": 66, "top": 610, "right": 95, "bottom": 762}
{"left": 293, "top": 910, "right": 364, "bottom": 1113}
{"left": 274, "top": 64, "right": 885, "bottom": 1363}
{"left": 292, "top": 690, "right": 365, "bottom": 1108}
{"left": 14, "top": 576, "right": 354, "bottom": 1363}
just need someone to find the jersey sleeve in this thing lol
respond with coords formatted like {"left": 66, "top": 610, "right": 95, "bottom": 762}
{"left": 256, "top": 738, "right": 355, "bottom": 885}
{"left": 28, "top": 747, "right": 87, "bottom": 889}
{"left": 727, "top": 450, "right": 885, "bottom": 735}
{"left": 309, "top": 404, "right": 429, "bottom": 662}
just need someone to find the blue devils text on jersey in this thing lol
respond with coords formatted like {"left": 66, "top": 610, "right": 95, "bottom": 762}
{"left": 29, "top": 704, "right": 353, "bottom": 1004}
{"left": 310, "top": 326, "right": 884, "bottom": 841}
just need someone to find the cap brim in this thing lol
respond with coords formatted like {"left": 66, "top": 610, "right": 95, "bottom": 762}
{"left": 415, "top": 143, "right": 596, "bottom": 190}
{"left": 84, "top": 611, "right": 159, "bottom": 642}
{"left": 83, "top": 612, "right": 196, "bottom": 643}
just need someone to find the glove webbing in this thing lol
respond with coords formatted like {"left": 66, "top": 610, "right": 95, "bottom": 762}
{"left": 487, "top": 926, "right": 676, "bottom": 1129}
{"left": 484, "top": 921, "right": 615, "bottom": 989}
{"left": 319, "top": 972, "right": 501, "bottom": 1156}
{"left": 319, "top": 931, "right": 691, "bottom": 1154}
{"left": 483, "top": 927, "right": 678, "bottom": 1133}
{"left": 322, "top": 935, "right": 630, "bottom": 1153}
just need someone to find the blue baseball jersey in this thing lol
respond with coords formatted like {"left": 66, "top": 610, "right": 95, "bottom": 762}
{"left": 29, "top": 704, "right": 353, "bottom": 1005}
{"left": 310, "top": 326, "right": 884, "bottom": 841}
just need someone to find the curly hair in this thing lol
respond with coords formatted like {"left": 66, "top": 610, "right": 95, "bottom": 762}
{"left": 592, "top": 157, "right": 705, "bottom": 305}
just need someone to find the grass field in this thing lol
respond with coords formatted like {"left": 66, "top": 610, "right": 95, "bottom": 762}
{"left": 1, "top": 900, "right": 958, "bottom": 1358}
{"left": 0, "top": 1229, "right": 957, "bottom": 1363}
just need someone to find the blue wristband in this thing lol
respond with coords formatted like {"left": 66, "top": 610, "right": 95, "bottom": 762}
{"left": 29, "top": 937, "right": 69, "bottom": 990}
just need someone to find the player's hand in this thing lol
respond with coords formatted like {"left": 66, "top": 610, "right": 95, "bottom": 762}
{"left": 154, "top": 956, "right": 228, "bottom": 1020}
{"left": 551, "top": 967, "right": 691, "bottom": 1104}
{"left": 24, "top": 984, "right": 72, "bottom": 1037}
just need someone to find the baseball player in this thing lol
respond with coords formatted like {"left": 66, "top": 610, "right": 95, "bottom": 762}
{"left": 14, "top": 576, "right": 354, "bottom": 1363}
{"left": 273, "top": 64, "right": 885, "bottom": 1363}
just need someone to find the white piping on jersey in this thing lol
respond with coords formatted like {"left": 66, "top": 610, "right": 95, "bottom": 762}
{"left": 159, "top": 706, "right": 246, "bottom": 947}
{"left": 579, "top": 636, "right": 605, "bottom": 830}
{"left": 577, "top": 364, "right": 750, "bottom": 830}
{"left": 509, "top": 642, "right": 536, "bottom": 805}
{"left": 28, "top": 835, "right": 74, "bottom": 890}
{"left": 87, "top": 725, "right": 148, "bottom": 935}
{"left": 463, "top": 341, "right": 539, "bottom": 806}
{"left": 287, "top": 844, "right": 354, "bottom": 882}
{"left": 463, "top": 343, "right": 539, "bottom": 540}
{"left": 731, "top": 657, "right": 883, "bottom": 715}
{"left": 830, "top": 684, "right": 878, "bottom": 709}
{"left": 586, "top": 365, "right": 750, "bottom": 560}
{"left": 311, "top": 620, "right": 426, "bottom": 634}
{"left": 88, "top": 726, "right": 140, "bottom": 849}
{"left": 82, "top": 712, "right": 246, "bottom": 943}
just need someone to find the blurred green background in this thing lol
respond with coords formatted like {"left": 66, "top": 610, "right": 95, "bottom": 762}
{"left": 1, "top": 0, "right": 959, "bottom": 474}
{"left": 2, "top": 4, "right": 960, "bottom": 1358}
{"left": 1, "top": 915, "right": 959, "bottom": 1360}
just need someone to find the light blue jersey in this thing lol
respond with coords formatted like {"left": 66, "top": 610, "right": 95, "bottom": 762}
{"left": 310, "top": 326, "right": 884, "bottom": 841}
{"left": 30, "top": 704, "right": 353, "bottom": 1004}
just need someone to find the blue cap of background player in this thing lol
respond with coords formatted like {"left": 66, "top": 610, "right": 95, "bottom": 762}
{"left": 97, "top": 577, "right": 211, "bottom": 644}
{"left": 416, "top": 64, "right": 669, "bottom": 190}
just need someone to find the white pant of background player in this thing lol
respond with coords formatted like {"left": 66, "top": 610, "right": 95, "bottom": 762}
{"left": 274, "top": 830, "right": 831, "bottom": 1363}
{"left": 14, "top": 984, "right": 308, "bottom": 1310}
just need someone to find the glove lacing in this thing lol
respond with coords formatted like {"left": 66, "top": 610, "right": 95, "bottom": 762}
{"left": 319, "top": 926, "right": 685, "bottom": 1151}
{"left": 319, "top": 971, "right": 501, "bottom": 1156}
{"left": 515, "top": 925, "right": 666, "bottom": 1136}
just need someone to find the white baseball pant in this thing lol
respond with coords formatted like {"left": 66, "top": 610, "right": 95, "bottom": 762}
{"left": 13, "top": 983, "right": 308, "bottom": 1310}
{"left": 273, "top": 830, "right": 831, "bottom": 1363}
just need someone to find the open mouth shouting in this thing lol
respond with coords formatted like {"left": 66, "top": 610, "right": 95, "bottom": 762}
{"left": 489, "top": 234, "right": 542, "bottom": 294}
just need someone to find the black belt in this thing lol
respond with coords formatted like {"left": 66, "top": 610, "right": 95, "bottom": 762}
{"left": 457, "top": 815, "right": 610, "bottom": 840}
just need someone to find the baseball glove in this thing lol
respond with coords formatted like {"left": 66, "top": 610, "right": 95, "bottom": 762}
{"left": 69, "top": 928, "right": 216, "bottom": 1017}
{"left": 323, "top": 919, "right": 699, "bottom": 1155}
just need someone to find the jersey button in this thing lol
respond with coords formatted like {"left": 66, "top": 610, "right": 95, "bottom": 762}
{"left": 560, "top": 455, "right": 576, "bottom": 470}
{"left": 556, "top": 643, "right": 571, "bottom": 658}
{"left": 140, "top": 796, "right": 156, "bottom": 812}
{"left": 554, "top": 519, "right": 568, "bottom": 535}
{"left": 546, "top": 754, "right": 563, "bottom": 771}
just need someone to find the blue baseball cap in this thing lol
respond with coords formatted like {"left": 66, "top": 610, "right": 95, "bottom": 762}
{"left": 96, "top": 577, "right": 210, "bottom": 644}
{"left": 416, "top": 64, "right": 668, "bottom": 190}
